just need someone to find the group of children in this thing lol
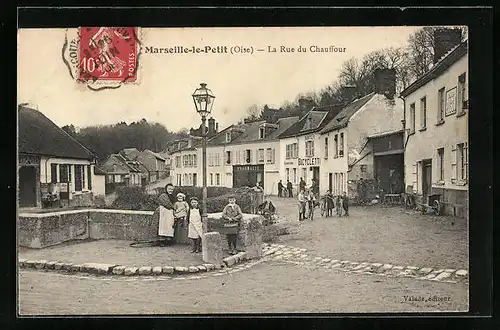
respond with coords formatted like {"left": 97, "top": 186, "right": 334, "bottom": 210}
{"left": 171, "top": 193, "right": 243, "bottom": 255}
{"left": 297, "top": 189, "right": 349, "bottom": 220}
{"left": 323, "top": 190, "right": 349, "bottom": 217}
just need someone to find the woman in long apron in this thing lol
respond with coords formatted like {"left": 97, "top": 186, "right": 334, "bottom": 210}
{"left": 157, "top": 183, "right": 177, "bottom": 246}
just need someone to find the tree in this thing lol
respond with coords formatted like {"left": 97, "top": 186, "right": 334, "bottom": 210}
{"left": 407, "top": 27, "right": 465, "bottom": 78}
{"left": 245, "top": 104, "right": 262, "bottom": 121}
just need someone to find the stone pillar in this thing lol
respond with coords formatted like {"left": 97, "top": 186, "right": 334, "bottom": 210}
{"left": 202, "top": 231, "right": 223, "bottom": 265}
{"left": 237, "top": 215, "right": 264, "bottom": 259}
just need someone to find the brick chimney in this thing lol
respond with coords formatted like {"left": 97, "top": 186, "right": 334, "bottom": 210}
{"left": 340, "top": 85, "right": 357, "bottom": 104}
{"left": 208, "top": 117, "right": 216, "bottom": 136}
{"left": 215, "top": 122, "right": 219, "bottom": 133}
{"left": 374, "top": 68, "right": 396, "bottom": 99}
{"left": 433, "top": 28, "right": 462, "bottom": 64}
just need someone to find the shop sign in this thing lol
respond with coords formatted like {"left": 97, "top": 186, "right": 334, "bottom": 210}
{"left": 298, "top": 157, "right": 321, "bottom": 166}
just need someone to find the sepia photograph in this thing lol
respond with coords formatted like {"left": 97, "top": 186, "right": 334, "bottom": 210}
{"left": 17, "top": 22, "right": 471, "bottom": 314}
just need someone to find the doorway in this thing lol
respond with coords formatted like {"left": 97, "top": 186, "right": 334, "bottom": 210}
{"left": 19, "top": 166, "right": 37, "bottom": 207}
{"left": 421, "top": 159, "right": 432, "bottom": 203}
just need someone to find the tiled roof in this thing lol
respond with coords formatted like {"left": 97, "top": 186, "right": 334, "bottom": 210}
{"left": 207, "top": 116, "right": 299, "bottom": 146}
{"left": 113, "top": 154, "right": 143, "bottom": 172}
{"left": 144, "top": 149, "right": 166, "bottom": 161}
{"left": 18, "top": 105, "right": 95, "bottom": 160}
{"left": 400, "top": 40, "right": 468, "bottom": 97}
{"left": 319, "top": 93, "right": 375, "bottom": 134}
{"left": 120, "top": 148, "right": 140, "bottom": 160}
{"left": 279, "top": 104, "right": 344, "bottom": 139}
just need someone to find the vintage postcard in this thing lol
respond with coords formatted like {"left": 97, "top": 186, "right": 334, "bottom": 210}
{"left": 17, "top": 25, "right": 469, "bottom": 315}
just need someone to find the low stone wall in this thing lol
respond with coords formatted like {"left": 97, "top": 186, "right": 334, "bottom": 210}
{"left": 18, "top": 209, "right": 266, "bottom": 250}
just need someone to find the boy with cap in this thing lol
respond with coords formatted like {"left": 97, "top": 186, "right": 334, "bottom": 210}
{"left": 221, "top": 195, "right": 243, "bottom": 255}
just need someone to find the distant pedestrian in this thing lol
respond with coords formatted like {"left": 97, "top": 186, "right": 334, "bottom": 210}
{"left": 278, "top": 180, "right": 284, "bottom": 197}
{"left": 306, "top": 190, "right": 317, "bottom": 220}
{"left": 299, "top": 178, "right": 306, "bottom": 192}
{"left": 342, "top": 191, "right": 349, "bottom": 216}
{"left": 287, "top": 180, "right": 293, "bottom": 198}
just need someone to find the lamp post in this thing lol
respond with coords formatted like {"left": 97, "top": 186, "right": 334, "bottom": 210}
{"left": 192, "top": 83, "right": 215, "bottom": 234}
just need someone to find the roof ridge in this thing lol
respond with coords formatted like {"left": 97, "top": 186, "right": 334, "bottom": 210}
{"left": 18, "top": 106, "right": 96, "bottom": 160}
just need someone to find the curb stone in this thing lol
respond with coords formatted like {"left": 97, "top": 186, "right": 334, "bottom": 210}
{"left": 124, "top": 267, "right": 138, "bottom": 276}
{"left": 162, "top": 266, "right": 174, "bottom": 274}
{"left": 152, "top": 267, "right": 163, "bottom": 275}
{"left": 112, "top": 266, "right": 126, "bottom": 275}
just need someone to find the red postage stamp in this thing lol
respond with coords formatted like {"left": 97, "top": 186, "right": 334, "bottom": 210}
{"left": 78, "top": 27, "right": 139, "bottom": 83}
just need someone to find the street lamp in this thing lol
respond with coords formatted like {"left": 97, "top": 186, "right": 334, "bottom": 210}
{"left": 192, "top": 83, "right": 215, "bottom": 234}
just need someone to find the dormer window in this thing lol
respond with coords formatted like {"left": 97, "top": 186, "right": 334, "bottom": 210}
{"left": 225, "top": 131, "right": 231, "bottom": 143}
{"left": 304, "top": 116, "right": 312, "bottom": 130}
{"left": 259, "top": 127, "right": 265, "bottom": 139}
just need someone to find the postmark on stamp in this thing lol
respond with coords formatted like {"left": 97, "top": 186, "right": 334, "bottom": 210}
{"left": 62, "top": 27, "right": 141, "bottom": 90}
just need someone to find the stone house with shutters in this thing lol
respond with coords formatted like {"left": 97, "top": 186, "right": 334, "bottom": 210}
{"left": 401, "top": 30, "right": 468, "bottom": 217}
{"left": 101, "top": 153, "right": 143, "bottom": 188}
{"left": 319, "top": 69, "right": 404, "bottom": 200}
{"left": 18, "top": 105, "right": 98, "bottom": 208}
{"left": 205, "top": 116, "right": 298, "bottom": 196}
{"left": 278, "top": 105, "right": 343, "bottom": 195}
{"left": 168, "top": 116, "right": 298, "bottom": 196}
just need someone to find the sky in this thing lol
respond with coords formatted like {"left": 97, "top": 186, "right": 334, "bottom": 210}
{"left": 18, "top": 26, "right": 421, "bottom": 132}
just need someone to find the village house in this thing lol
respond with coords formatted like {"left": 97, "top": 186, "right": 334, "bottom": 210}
{"left": 168, "top": 117, "right": 218, "bottom": 187}
{"left": 204, "top": 116, "right": 298, "bottom": 195}
{"left": 401, "top": 29, "right": 468, "bottom": 217}
{"left": 118, "top": 148, "right": 150, "bottom": 185}
{"left": 101, "top": 153, "right": 143, "bottom": 188}
{"left": 278, "top": 105, "right": 343, "bottom": 195}
{"left": 136, "top": 149, "right": 168, "bottom": 183}
{"left": 18, "top": 105, "right": 98, "bottom": 208}
{"left": 319, "top": 69, "right": 404, "bottom": 200}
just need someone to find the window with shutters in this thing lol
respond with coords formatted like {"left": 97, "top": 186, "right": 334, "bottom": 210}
{"left": 305, "top": 140, "right": 314, "bottom": 157}
{"left": 285, "top": 168, "right": 290, "bottom": 182}
{"left": 59, "top": 165, "right": 69, "bottom": 183}
{"left": 215, "top": 153, "right": 221, "bottom": 166}
{"left": 409, "top": 103, "right": 416, "bottom": 133}
{"left": 437, "top": 87, "right": 445, "bottom": 124}
{"left": 324, "top": 137, "right": 329, "bottom": 159}
{"left": 193, "top": 154, "right": 197, "bottom": 167}
{"left": 245, "top": 149, "right": 252, "bottom": 163}
{"left": 210, "top": 173, "right": 214, "bottom": 186}
{"left": 292, "top": 168, "right": 297, "bottom": 183}
{"left": 456, "top": 143, "right": 468, "bottom": 183}
{"left": 266, "top": 148, "right": 275, "bottom": 164}
{"left": 226, "top": 151, "right": 232, "bottom": 165}
{"left": 258, "top": 149, "right": 265, "bottom": 163}
{"left": 285, "top": 144, "right": 292, "bottom": 159}
{"left": 437, "top": 148, "right": 444, "bottom": 183}
{"left": 412, "top": 163, "right": 418, "bottom": 193}
{"left": 216, "top": 173, "right": 220, "bottom": 185}
{"left": 334, "top": 134, "right": 339, "bottom": 158}
{"left": 75, "top": 165, "right": 83, "bottom": 192}
{"left": 420, "top": 96, "right": 427, "bottom": 129}
{"left": 339, "top": 133, "right": 344, "bottom": 157}
{"left": 457, "top": 73, "right": 467, "bottom": 115}
{"left": 87, "top": 165, "right": 92, "bottom": 190}
{"left": 293, "top": 143, "right": 299, "bottom": 158}
{"left": 51, "top": 164, "right": 58, "bottom": 183}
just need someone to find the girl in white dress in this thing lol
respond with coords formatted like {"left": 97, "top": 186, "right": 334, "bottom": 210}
{"left": 187, "top": 197, "right": 203, "bottom": 253}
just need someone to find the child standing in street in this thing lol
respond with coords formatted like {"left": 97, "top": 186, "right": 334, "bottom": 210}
{"left": 187, "top": 197, "right": 203, "bottom": 253}
{"left": 297, "top": 189, "right": 306, "bottom": 221}
{"left": 221, "top": 195, "right": 243, "bottom": 255}
{"left": 173, "top": 192, "right": 189, "bottom": 228}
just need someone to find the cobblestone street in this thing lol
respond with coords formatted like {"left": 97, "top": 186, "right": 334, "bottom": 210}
{"left": 270, "top": 197, "right": 468, "bottom": 270}
{"left": 18, "top": 198, "right": 469, "bottom": 314}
